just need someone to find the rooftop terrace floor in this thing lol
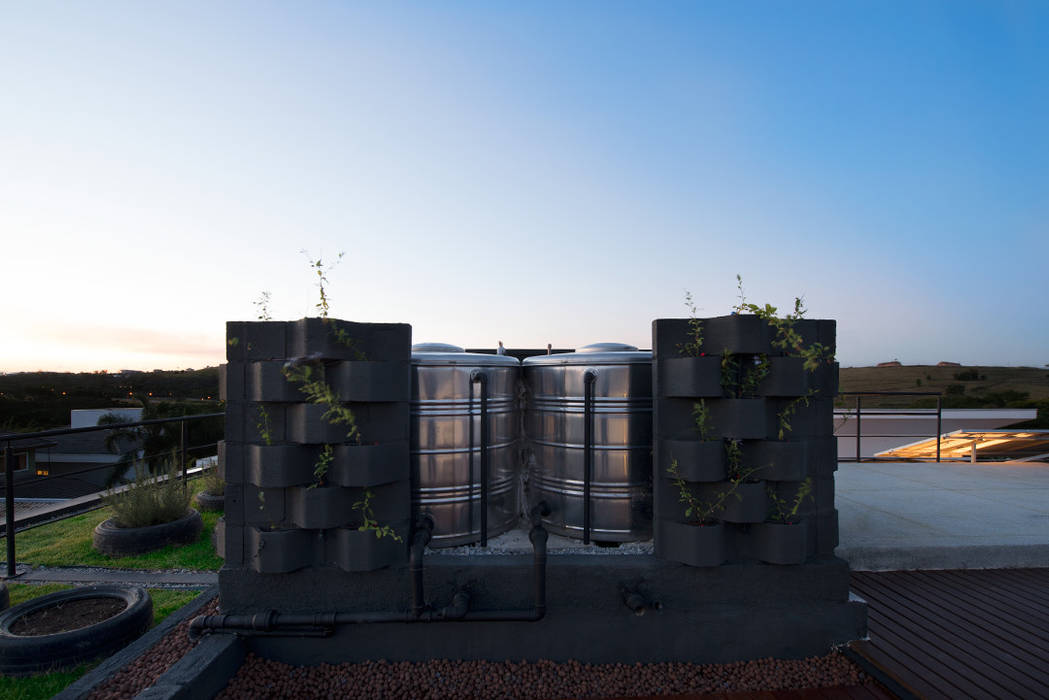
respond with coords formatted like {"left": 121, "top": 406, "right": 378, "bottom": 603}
{"left": 836, "top": 460, "right": 1049, "bottom": 571}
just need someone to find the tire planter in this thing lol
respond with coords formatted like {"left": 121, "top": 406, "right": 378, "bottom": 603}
{"left": 93, "top": 509, "right": 204, "bottom": 557}
{"left": 0, "top": 585, "right": 152, "bottom": 676}
{"left": 194, "top": 490, "right": 225, "bottom": 512}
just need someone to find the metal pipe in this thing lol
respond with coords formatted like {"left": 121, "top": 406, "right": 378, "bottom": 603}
{"left": 582, "top": 369, "right": 597, "bottom": 544}
{"left": 471, "top": 369, "right": 489, "bottom": 546}
{"left": 188, "top": 501, "right": 553, "bottom": 640}
{"left": 179, "top": 419, "right": 187, "bottom": 482}
{"left": 855, "top": 395, "right": 862, "bottom": 463}
{"left": 410, "top": 516, "right": 434, "bottom": 618}
{"left": 5, "top": 445, "right": 15, "bottom": 578}
{"left": 936, "top": 395, "right": 942, "bottom": 463}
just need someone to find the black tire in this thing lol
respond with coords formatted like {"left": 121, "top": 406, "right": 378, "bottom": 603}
{"left": 0, "top": 585, "right": 152, "bottom": 676}
{"left": 93, "top": 508, "right": 204, "bottom": 557}
{"left": 194, "top": 490, "right": 225, "bottom": 512}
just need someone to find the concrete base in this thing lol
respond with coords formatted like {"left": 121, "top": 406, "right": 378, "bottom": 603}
{"left": 220, "top": 555, "right": 865, "bottom": 665}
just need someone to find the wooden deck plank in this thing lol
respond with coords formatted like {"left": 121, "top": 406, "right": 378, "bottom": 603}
{"left": 876, "top": 571, "right": 1049, "bottom": 657}
{"left": 863, "top": 606, "right": 1039, "bottom": 698}
{"left": 861, "top": 570, "right": 1049, "bottom": 640}
{"left": 852, "top": 576, "right": 1049, "bottom": 689}
{"left": 932, "top": 569, "right": 1049, "bottom": 613}
{"left": 928, "top": 570, "right": 1049, "bottom": 621}
{"left": 850, "top": 569, "right": 1049, "bottom": 700}
{"left": 848, "top": 639, "right": 955, "bottom": 700}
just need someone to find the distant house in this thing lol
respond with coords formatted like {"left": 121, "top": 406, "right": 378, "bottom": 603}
{"left": 5, "top": 409, "right": 143, "bottom": 498}
{"left": 937, "top": 361, "right": 961, "bottom": 367}
{"left": 876, "top": 361, "right": 902, "bottom": 368}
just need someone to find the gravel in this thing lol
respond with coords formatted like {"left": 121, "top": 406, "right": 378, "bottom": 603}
{"left": 217, "top": 651, "right": 874, "bottom": 699}
{"left": 85, "top": 599, "right": 219, "bottom": 700}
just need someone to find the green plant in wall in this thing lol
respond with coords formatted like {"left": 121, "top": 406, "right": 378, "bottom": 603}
{"left": 667, "top": 439, "right": 759, "bottom": 524}
{"left": 302, "top": 250, "right": 344, "bottom": 320}
{"left": 691, "top": 399, "right": 712, "bottom": 441}
{"left": 767, "top": 477, "right": 813, "bottom": 524}
{"left": 740, "top": 354, "right": 770, "bottom": 396}
{"left": 255, "top": 405, "right": 273, "bottom": 446}
{"left": 281, "top": 361, "right": 359, "bottom": 487}
{"left": 678, "top": 290, "right": 705, "bottom": 357}
{"left": 720, "top": 349, "right": 739, "bottom": 393}
{"left": 776, "top": 388, "right": 818, "bottom": 440}
{"left": 282, "top": 363, "right": 360, "bottom": 443}
{"left": 254, "top": 291, "right": 272, "bottom": 321}
{"left": 732, "top": 276, "right": 835, "bottom": 372}
{"left": 353, "top": 488, "right": 402, "bottom": 542}
{"left": 667, "top": 458, "right": 734, "bottom": 524}
{"left": 314, "top": 443, "right": 335, "bottom": 484}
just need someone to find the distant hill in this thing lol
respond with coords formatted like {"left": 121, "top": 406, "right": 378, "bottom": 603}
{"left": 838, "top": 364, "right": 1049, "bottom": 427}
{"left": 0, "top": 367, "right": 221, "bottom": 431}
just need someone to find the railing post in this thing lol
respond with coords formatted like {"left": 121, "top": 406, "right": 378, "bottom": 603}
{"left": 180, "top": 418, "right": 188, "bottom": 482}
{"left": 5, "top": 444, "right": 16, "bottom": 578}
{"left": 936, "top": 395, "right": 942, "bottom": 463}
{"left": 855, "top": 395, "right": 862, "bottom": 462}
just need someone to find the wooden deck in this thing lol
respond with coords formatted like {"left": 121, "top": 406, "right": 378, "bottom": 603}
{"left": 850, "top": 569, "right": 1049, "bottom": 699}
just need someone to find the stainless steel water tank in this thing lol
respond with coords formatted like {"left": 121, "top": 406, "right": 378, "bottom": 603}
{"left": 523, "top": 343, "right": 653, "bottom": 542}
{"left": 411, "top": 343, "right": 520, "bottom": 547}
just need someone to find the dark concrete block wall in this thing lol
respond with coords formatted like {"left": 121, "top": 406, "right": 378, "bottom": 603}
{"left": 652, "top": 316, "right": 840, "bottom": 567}
{"left": 218, "top": 318, "right": 412, "bottom": 590}
{"left": 213, "top": 315, "right": 864, "bottom": 665}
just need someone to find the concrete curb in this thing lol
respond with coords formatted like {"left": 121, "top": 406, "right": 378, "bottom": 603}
{"left": 54, "top": 586, "right": 219, "bottom": 700}
{"left": 137, "top": 633, "right": 245, "bottom": 700}
{"left": 17, "top": 566, "right": 218, "bottom": 588}
{"left": 838, "top": 544, "right": 1049, "bottom": 571}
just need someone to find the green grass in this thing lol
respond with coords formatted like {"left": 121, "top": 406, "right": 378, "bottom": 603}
{"left": 0, "top": 583, "right": 204, "bottom": 699}
{"left": 15, "top": 507, "right": 224, "bottom": 571}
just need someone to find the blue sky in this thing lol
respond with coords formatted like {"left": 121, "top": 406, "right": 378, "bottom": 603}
{"left": 2, "top": 2, "right": 1046, "bottom": 371}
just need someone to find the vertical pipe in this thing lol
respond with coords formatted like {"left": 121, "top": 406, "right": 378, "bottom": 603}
{"left": 936, "top": 395, "right": 942, "bottom": 463}
{"left": 855, "top": 395, "right": 862, "bottom": 462}
{"left": 583, "top": 369, "right": 597, "bottom": 545}
{"left": 471, "top": 370, "right": 489, "bottom": 546}
{"left": 5, "top": 444, "right": 15, "bottom": 578}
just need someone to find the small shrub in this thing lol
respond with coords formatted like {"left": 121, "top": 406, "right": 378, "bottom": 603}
{"left": 104, "top": 457, "right": 191, "bottom": 528}
{"left": 953, "top": 368, "right": 980, "bottom": 381}
{"left": 945, "top": 384, "right": 966, "bottom": 396}
{"left": 201, "top": 465, "right": 224, "bottom": 496}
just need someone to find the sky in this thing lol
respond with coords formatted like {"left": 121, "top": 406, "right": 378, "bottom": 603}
{"left": 2, "top": 1, "right": 1047, "bottom": 372}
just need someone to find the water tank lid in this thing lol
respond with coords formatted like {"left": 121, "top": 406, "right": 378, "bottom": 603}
{"left": 522, "top": 342, "right": 651, "bottom": 366}
{"left": 412, "top": 343, "right": 520, "bottom": 366}
{"left": 412, "top": 342, "right": 464, "bottom": 353}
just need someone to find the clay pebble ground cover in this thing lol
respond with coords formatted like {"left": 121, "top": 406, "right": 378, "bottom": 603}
{"left": 85, "top": 598, "right": 218, "bottom": 700}
{"left": 217, "top": 652, "right": 875, "bottom": 699}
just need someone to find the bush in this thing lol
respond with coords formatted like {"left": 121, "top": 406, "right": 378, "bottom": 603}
{"left": 953, "top": 369, "right": 980, "bottom": 381}
{"left": 201, "top": 465, "right": 224, "bottom": 496}
{"left": 945, "top": 384, "right": 966, "bottom": 395}
{"left": 104, "top": 456, "right": 191, "bottom": 528}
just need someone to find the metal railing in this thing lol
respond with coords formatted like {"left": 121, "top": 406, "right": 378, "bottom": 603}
{"left": 836, "top": 392, "right": 943, "bottom": 463}
{"left": 2, "top": 412, "right": 223, "bottom": 578}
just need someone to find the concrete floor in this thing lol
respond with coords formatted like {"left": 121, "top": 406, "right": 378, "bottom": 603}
{"left": 835, "top": 460, "right": 1049, "bottom": 570}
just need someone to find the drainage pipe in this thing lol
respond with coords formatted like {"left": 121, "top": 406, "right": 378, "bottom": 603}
{"left": 188, "top": 502, "right": 552, "bottom": 640}
{"left": 470, "top": 369, "right": 490, "bottom": 546}
{"left": 582, "top": 369, "right": 597, "bottom": 545}
{"left": 410, "top": 515, "right": 434, "bottom": 618}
